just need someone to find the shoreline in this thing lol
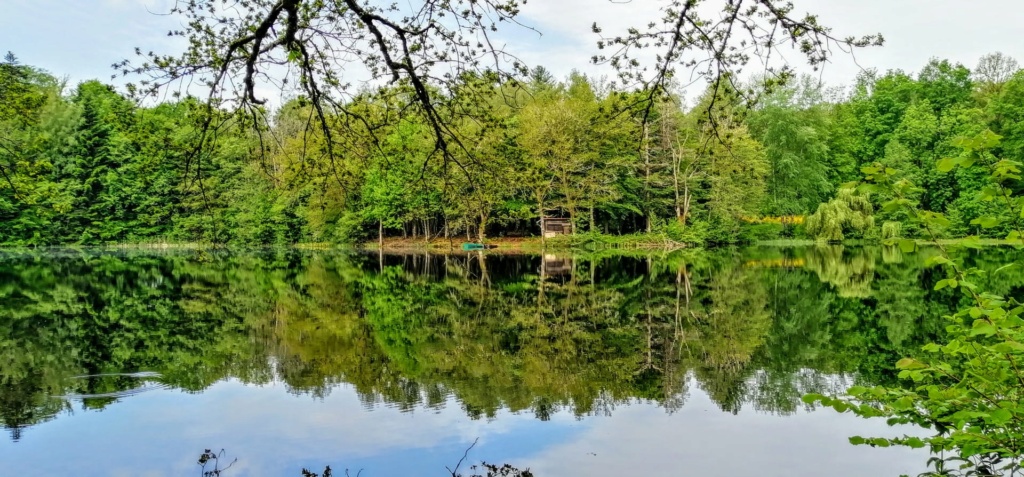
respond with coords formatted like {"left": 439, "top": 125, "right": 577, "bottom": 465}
{"left": 0, "top": 236, "right": 1018, "bottom": 254}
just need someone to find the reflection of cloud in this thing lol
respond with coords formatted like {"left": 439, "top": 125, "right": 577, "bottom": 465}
{"left": 525, "top": 383, "right": 928, "bottom": 477}
{"left": 0, "top": 379, "right": 569, "bottom": 477}
{"left": 3, "top": 376, "right": 933, "bottom": 477}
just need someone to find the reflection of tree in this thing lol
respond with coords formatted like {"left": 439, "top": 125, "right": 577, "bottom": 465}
{"left": 881, "top": 244, "right": 903, "bottom": 264}
{"left": 742, "top": 267, "right": 839, "bottom": 415}
{"left": 873, "top": 260, "right": 928, "bottom": 347}
{"left": 0, "top": 251, "right": 264, "bottom": 440}
{"left": 682, "top": 260, "right": 771, "bottom": 413}
{"left": 0, "top": 246, "right": 988, "bottom": 439}
{"left": 0, "top": 373, "right": 69, "bottom": 441}
{"left": 803, "top": 245, "right": 876, "bottom": 298}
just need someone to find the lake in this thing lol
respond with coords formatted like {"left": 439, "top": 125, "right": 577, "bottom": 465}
{"left": 2, "top": 245, "right": 1016, "bottom": 476}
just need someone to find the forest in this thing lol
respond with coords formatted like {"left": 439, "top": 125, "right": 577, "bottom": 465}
{"left": 1, "top": 51, "right": 1023, "bottom": 246}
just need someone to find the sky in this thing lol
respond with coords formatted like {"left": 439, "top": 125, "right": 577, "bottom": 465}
{"left": 2, "top": 0, "right": 1023, "bottom": 103}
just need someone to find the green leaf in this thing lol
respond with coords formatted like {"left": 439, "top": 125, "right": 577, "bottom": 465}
{"left": 970, "top": 320, "right": 997, "bottom": 337}
{"left": 993, "top": 341, "right": 1024, "bottom": 353}
{"left": 970, "top": 216, "right": 1001, "bottom": 229}
{"left": 936, "top": 157, "right": 957, "bottom": 173}
{"left": 960, "top": 236, "right": 984, "bottom": 249}
{"left": 977, "top": 129, "right": 1004, "bottom": 149}
{"left": 990, "top": 408, "right": 1013, "bottom": 424}
{"left": 896, "top": 358, "right": 928, "bottom": 370}
{"left": 898, "top": 239, "right": 916, "bottom": 253}
{"left": 849, "top": 436, "right": 866, "bottom": 445}
{"left": 847, "top": 386, "right": 868, "bottom": 396}
{"left": 801, "top": 393, "right": 824, "bottom": 404}
{"left": 919, "top": 211, "right": 951, "bottom": 228}
{"left": 892, "top": 396, "right": 914, "bottom": 411}
{"left": 979, "top": 185, "right": 999, "bottom": 202}
{"left": 831, "top": 401, "right": 850, "bottom": 413}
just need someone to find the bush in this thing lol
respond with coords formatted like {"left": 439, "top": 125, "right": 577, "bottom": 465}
{"left": 738, "top": 223, "right": 785, "bottom": 242}
{"left": 332, "top": 210, "right": 368, "bottom": 244}
{"left": 661, "top": 219, "right": 709, "bottom": 245}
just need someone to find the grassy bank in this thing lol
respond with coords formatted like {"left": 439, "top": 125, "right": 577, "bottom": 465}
{"left": 756, "top": 237, "right": 1024, "bottom": 248}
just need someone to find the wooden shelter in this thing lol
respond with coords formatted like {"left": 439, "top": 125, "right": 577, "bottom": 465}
{"left": 540, "top": 217, "right": 572, "bottom": 238}
{"left": 541, "top": 254, "right": 573, "bottom": 276}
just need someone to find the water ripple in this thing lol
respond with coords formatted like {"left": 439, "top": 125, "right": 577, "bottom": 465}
{"left": 58, "top": 372, "right": 170, "bottom": 400}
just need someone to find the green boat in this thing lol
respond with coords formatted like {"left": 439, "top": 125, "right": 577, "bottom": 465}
{"left": 461, "top": 243, "right": 497, "bottom": 251}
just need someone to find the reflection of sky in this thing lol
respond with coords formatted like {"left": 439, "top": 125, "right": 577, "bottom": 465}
{"left": 0, "top": 378, "right": 926, "bottom": 477}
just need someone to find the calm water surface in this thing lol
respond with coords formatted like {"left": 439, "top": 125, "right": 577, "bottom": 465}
{"left": 3, "top": 245, "right": 1018, "bottom": 476}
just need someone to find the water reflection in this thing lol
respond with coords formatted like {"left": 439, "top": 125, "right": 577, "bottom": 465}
{"left": 1, "top": 245, "right": 1019, "bottom": 473}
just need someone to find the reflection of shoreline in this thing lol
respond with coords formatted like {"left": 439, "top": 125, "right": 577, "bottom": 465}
{"left": 743, "top": 258, "right": 806, "bottom": 268}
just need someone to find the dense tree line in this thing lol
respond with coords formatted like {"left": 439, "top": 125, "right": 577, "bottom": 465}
{"left": 2, "top": 51, "right": 1023, "bottom": 245}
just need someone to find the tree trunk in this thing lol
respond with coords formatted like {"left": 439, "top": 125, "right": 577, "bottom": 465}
{"left": 673, "top": 153, "right": 682, "bottom": 222}
{"left": 536, "top": 193, "right": 546, "bottom": 249}
{"left": 478, "top": 212, "right": 488, "bottom": 242}
{"left": 643, "top": 122, "right": 653, "bottom": 233}
{"left": 538, "top": 254, "right": 547, "bottom": 303}
{"left": 478, "top": 251, "right": 490, "bottom": 287}
{"left": 378, "top": 220, "right": 384, "bottom": 250}
{"left": 682, "top": 178, "right": 692, "bottom": 225}
{"left": 590, "top": 205, "right": 596, "bottom": 232}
